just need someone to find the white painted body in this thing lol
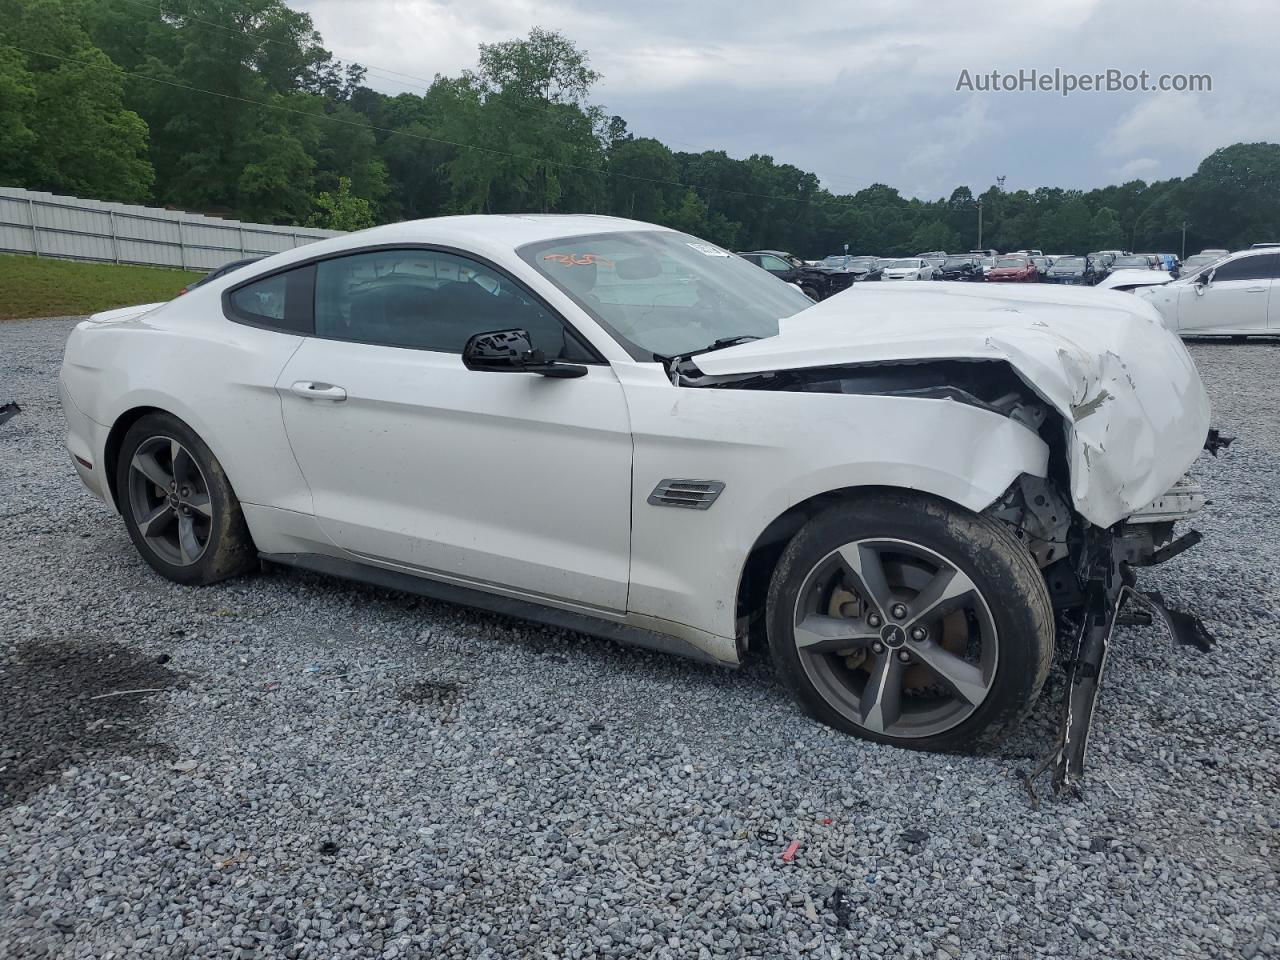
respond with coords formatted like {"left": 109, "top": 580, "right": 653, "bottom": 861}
{"left": 1136, "top": 247, "right": 1280, "bottom": 336}
{"left": 59, "top": 215, "right": 1211, "bottom": 664}
{"left": 1095, "top": 268, "right": 1171, "bottom": 292}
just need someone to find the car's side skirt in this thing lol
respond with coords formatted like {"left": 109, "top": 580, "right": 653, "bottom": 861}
{"left": 259, "top": 551, "right": 736, "bottom": 668}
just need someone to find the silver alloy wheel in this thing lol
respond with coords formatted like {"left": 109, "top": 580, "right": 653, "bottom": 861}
{"left": 126, "top": 436, "right": 213, "bottom": 567}
{"left": 791, "top": 537, "right": 998, "bottom": 738}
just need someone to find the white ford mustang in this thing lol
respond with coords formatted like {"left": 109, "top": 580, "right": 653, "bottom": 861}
{"left": 58, "top": 215, "right": 1217, "bottom": 786}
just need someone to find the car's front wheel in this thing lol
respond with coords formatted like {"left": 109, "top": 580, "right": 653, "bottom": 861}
{"left": 116, "top": 412, "right": 256, "bottom": 585}
{"left": 766, "top": 492, "right": 1053, "bottom": 753}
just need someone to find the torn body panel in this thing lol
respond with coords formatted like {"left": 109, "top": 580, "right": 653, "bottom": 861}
{"left": 690, "top": 281, "right": 1212, "bottom": 529}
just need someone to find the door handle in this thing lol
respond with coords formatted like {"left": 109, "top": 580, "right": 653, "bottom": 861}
{"left": 1246, "top": 286, "right": 1267, "bottom": 293}
{"left": 290, "top": 381, "right": 347, "bottom": 401}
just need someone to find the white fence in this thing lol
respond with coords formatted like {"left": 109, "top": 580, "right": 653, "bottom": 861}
{"left": 0, "top": 186, "right": 343, "bottom": 273}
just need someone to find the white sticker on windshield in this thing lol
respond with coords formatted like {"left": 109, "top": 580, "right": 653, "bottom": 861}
{"left": 686, "top": 242, "right": 730, "bottom": 257}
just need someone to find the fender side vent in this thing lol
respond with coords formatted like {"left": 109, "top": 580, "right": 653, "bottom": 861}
{"left": 648, "top": 479, "right": 725, "bottom": 510}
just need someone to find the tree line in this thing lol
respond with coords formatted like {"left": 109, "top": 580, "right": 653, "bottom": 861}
{"left": 2, "top": 0, "right": 1278, "bottom": 257}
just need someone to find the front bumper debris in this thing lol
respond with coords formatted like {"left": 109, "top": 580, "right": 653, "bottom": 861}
{"left": 1022, "top": 473, "right": 1218, "bottom": 809}
{"left": 0, "top": 401, "right": 20, "bottom": 427}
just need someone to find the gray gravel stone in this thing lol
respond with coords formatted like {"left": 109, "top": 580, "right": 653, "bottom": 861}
{"left": 1, "top": 317, "right": 1278, "bottom": 959}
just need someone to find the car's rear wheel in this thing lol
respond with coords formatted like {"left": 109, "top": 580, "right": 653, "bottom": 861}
{"left": 116, "top": 413, "right": 255, "bottom": 585}
{"left": 800, "top": 285, "right": 821, "bottom": 301}
{"left": 766, "top": 492, "right": 1053, "bottom": 753}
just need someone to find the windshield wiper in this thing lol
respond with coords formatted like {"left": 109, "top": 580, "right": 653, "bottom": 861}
{"left": 654, "top": 335, "right": 763, "bottom": 373}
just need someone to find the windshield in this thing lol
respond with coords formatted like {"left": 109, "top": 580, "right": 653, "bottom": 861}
{"left": 819, "top": 255, "right": 850, "bottom": 267}
{"left": 888, "top": 259, "right": 920, "bottom": 269}
{"left": 519, "top": 230, "right": 813, "bottom": 360}
{"left": 1052, "top": 257, "right": 1085, "bottom": 270}
{"left": 942, "top": 257, "right": 974, "bottom": 267}
{"left": 995, "top": 257, "right": 1027, "bottom": 268}
{"left": 1112, "top": 256, "right": 1150, "bottom": 268}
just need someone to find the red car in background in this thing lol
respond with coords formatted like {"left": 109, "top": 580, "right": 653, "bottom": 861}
{"left": 985, "top": 255, "right": 1039, "bottom": 282}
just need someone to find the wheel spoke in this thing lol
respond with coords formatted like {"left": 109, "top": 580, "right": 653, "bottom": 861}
{"left": 835, "top": 543, "right": 894, "bottom": 613}
{"left": 171, "top": 441, "right": 192, "bottom": 489}
{"left": 912, "top": 641, "right": 990, "bottom": 705}
{"left": 137, "top": 502, "right": 176, "bottom": 538}
{"left": 185, "top": 492, "right": 213, "bottom": 518}
{"left": 860, "top": 652, "right": 905, "bottom": 733}
{"left": 131, "top": 451, "right": 172, "bottom": 490}
{"left": 794, "top": 614, "right": 878, "bottom": 655}
{"left": 177, "top": 514, "right": 201, "bottom": 564}
{"left": 903, "top": 566, "right": 976, "bottom": 628}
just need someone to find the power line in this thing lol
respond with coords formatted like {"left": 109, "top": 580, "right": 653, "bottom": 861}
{"left": 113, "top": 0, "right": 870, "bottom": 195}
{"left": 6, "top": 42, "right": 865, "bottom": 210}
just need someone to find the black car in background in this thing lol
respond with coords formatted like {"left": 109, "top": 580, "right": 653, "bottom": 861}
{"left": 813, "top": 254, "right": 884, "bottom": 282}
{"left": 1043, "top": 255, "right": 1102, "bottom": 285}
{"left": 738, "top": 250, "right": 856, "bottom": 300}
{"left": 933, "top": 254, "right": 985, "bottom": 281}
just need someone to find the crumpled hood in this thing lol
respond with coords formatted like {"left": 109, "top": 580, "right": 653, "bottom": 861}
{"left": 694, "top": 282, "right": 1211, "bottom": 527}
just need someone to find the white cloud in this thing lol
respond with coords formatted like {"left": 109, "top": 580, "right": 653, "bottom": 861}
{"left": 291, "top": 0, "right": 1275, "bottom": 197}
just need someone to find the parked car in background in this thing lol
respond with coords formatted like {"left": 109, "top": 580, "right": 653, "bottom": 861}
{"left": 880, "top": 257, "right": 936, "bottom": 280}
{"left": 1042, "top": 255, "right": 1100, "bottom": 285}
{"left": 57, "top": 213, "right": 1213, "bottom": 770}
{"left": 1249, "top": 242, "right": 1280, "bottom": 249}
{"left": 1137, "top": 246, "right": 1280, "bottom": 336}
{"left": 180, "top": 257, "right": 262, "bottom": 295}
{"left": 915, "top": 250, "right": 948, "bottom": 260}
{"left": 1030, "top": 256, "right": 1053, "bottom": 278}
{"left": 1181, "top": 253, "right": 1225, "bottom": 274}
{"left": 934, "top": 255, "right": 985, "bottom": 281}
{"left": 969, "top": 249, "right": 998, "bottom": 259}
{"left": 844, "top": 256, "right": 885, "bottom": 281}
{"left": 1199, "top": 249, "right": 1229, "bottom": 257}
{"left": 739, "top": 250, "right": 855, "bottom": 300}
{"left": 985, "top": 256, "right": 1039, "bottom": 282}
{"left": 1110, "top": 255, "right": 1161, "bottom": 272}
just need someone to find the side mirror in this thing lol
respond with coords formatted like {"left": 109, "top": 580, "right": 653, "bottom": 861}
{"left": 462, "top": 329, "right": 587, "bottom": 379}
{"left": 1196, "top": 271, "right": 1211, "bottom": 287}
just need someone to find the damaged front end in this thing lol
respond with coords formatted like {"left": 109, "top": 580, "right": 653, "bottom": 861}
{"left": 677, "top": 343, "right": 1224, "bottom": 804}
{"left": 990, "top": 458, "right": 1226, "bottom": 808}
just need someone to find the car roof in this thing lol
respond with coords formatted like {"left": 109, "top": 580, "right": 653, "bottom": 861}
{"left": 220, "top": 214, "right": 677, "bottom": 280}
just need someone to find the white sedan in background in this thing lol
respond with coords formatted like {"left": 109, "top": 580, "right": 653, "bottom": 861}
{"left": 880, "top": 257, "right": 936, "bottom": 280}
{"left": 1137, "top": 247, "right": 1280, "bottom": 336}
{"left": 59, "top": 215, "right": 1211, "bottom": 775}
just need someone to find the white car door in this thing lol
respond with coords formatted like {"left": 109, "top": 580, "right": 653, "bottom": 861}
{"left": 1176, "top": 253, "right": 1276, "bottom": 334}
{"left": 272, "top": 248, "right": 634, "bottom": 612}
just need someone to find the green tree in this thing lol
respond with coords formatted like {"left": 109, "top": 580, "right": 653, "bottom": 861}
{"left": 1089, "top": 207, "right": 1125, "bottom": 250}
{"left": 307, "top": 176, "right": 374, "bottom": 230}
{"left": 0, "top": 0, "right": 153, "bottom": 202}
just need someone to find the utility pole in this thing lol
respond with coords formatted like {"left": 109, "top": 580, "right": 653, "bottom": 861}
{"left": 1181, "top": 220, "right": 1188, "bottom": 260}
{"left": 977, "top": 199, "right": 983, "bottom": 249}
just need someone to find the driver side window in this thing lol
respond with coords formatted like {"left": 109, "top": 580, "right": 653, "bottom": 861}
{"left": 313, "top": 249, "right": 591, "bottom": 359}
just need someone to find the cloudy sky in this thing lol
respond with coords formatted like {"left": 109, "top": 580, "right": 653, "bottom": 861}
{"left": 292, "top": 0, "right": 1277, "bottom": 199}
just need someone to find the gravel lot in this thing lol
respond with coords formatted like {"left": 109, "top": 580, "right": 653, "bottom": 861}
{"left": 2, "top": 317, "right": 1277, "bottom": 960}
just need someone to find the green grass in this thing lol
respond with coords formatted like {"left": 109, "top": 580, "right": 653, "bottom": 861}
{"left": 0, "top": 254, "right": 201, "bottom": 321}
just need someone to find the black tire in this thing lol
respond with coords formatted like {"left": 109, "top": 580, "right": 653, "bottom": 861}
{"left": 115, "top": 412, "right": 256, "bottom": 586}
{"left": 766, "top": 491, "right": 1053, "bottom": 753}
{"left": 800, "top": 285, "right": 822, "bottom": 301}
